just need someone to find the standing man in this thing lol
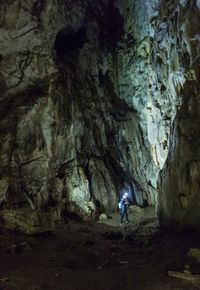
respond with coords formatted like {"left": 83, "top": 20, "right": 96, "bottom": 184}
{"left": 120, "top": 193, "right": 130, "bottom": 225}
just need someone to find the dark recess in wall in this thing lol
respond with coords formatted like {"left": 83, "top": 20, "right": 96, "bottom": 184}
{"left": 98, "top": 1, "right": 124, "bottom": 51}
{"left": 85, "top": 0, "right": 124, "bottom": 52}
{"left": 54, "top": 26, "right": 86, "bottom": 59}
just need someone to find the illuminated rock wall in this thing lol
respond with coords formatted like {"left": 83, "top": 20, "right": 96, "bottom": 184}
{"left": 0, "top": 0, "right": 159, "bottom": 232}
{"left": 156, "top": 0, "right": 200, "bottom": 231}
{"left": 1, "top": 0, "right": 199, "bottom": 232}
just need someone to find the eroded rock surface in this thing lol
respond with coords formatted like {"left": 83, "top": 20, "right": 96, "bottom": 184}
{"left": 1, "top": 0, "right": 200, "bottom": 232}
{"left": 156, "top": 0, "right": 200, "bottom": 231}
{"left": 0, "top": 0, "right": 161, "bottom": 232}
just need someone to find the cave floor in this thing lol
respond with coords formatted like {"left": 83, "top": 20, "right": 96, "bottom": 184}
{"left": 0, "top": 206, "right": 200, "bottom": 290}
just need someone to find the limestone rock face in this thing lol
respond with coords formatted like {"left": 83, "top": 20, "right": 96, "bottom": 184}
{"left": 156, "top": 0, "right": 200, "bottom": 231}
{"left": 0, "top": 0, "right": 161, "bottom": 232}
{"left": 1, "top": 0, "right": 199, "bottom": 232}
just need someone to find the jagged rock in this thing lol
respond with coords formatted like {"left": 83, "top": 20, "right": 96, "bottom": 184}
{"left": 88, "top": 158, "right": 117, "bottom": 214}
{"left": 157, "top": 0, "right": 200, "bottom": 230}
{"left": 0, "top": 208, "right": 55, "bottom": 234}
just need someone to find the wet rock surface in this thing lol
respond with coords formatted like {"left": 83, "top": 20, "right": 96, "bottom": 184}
{"left": 0, "top": 207, "right": 200, "bottom": 290}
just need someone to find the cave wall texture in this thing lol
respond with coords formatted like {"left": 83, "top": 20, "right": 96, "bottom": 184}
{"left": 157, "top": 0, "right": 200, "bottom": 231}
{"left": 0, "top": 0, "right": 200, "bottom": 233}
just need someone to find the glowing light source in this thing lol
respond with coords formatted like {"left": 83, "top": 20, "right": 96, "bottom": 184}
{"left": 123, "top": 192, "right": 128, "bottom": 198}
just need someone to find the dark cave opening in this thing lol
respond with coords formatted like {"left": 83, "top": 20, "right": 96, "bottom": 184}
{"left": 54, "top": 26, "right": 86, "bottom": 59}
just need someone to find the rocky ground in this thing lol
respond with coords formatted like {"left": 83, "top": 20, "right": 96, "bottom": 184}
{"left": 0, "top": 206, "right": 200, "bottom": 290}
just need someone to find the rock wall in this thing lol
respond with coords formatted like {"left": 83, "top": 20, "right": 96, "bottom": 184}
{"left": 0, "top": 0, "right": 160, "bottom": 232}
{"left": 156, "top": 0, "right": 200, "bottom": 231}
{"left": 1, "top": 0, "right": 199, "bottom": 233}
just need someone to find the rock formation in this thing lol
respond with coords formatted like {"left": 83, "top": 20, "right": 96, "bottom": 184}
{"left": 0, "top": 0, "right": 200, "bottom": 233}
{"left": 157, "top": 0, "right": 200, "bottom": 231}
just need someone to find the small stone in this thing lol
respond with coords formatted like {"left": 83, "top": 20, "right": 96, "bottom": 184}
{"left": 0, "top": 277, "right": 9, "bottom": 282}
{"left": 20, "top": 241, "right": 32, "bottom": 250}
{"left": 119, "top": 261, "right": 129, "bottom": 264}
{"left": 99, "top": 214, "right": 107, "bottom": 221}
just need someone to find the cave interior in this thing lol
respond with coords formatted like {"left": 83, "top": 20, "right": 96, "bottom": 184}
{"left": 0, "top": 0, "right": 200, "bottom": 289}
